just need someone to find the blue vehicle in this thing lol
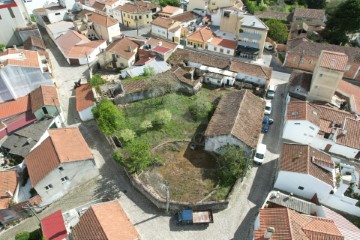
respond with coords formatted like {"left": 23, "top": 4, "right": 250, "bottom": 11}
{"left": 262, "top": 116, "right": 273, "bottom": 133}
{"left": 175, "top": 209, "right": 214, "bottom": 225}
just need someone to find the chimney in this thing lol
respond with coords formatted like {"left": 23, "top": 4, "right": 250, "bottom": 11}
{"left": 252, "top": 21, "right": 255, "bottom": 26}
{"left": 128, "top": 46, "right": 132, "bottom": 52}
{"left": 264, "top": 227, "right": 275, "bottom": 239}
{"left": 13, "top": 45, "right": 17, "bottom": 50}
{"left": 189, "top": 68, "right": 195, "bottom": 81}
{"left": 158, "top": 41, "right": 162, "bottom": 46}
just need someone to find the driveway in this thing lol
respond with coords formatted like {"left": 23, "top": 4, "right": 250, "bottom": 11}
{"left": 0, "top": 38, "right": 289, "bottom": 240}
{"left": 121, "top": 24, "right": 151, "bottom": 38}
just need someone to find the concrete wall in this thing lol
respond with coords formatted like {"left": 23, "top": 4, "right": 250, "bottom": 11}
{"left": 119, "top": 10, "right": 153, "bottom": 29}
{"left": 34, "top": 159, "right": 99, "bottom": 205}
{"left": 47, "top": 9, "right": 67, "bottom": 24}
{"left": 274, "top": 171, "right": 333, "bottom": 200}
{"left": 236, "top": 73, "right": 266, "bottom": 86}
{"left": 207, "top": 43, "right": 235, "bottom": 56}
{"left": 151, "top": 25, "right": 168, "bottom": 39}
{"left": 93, "top": 22, "right": 120, "bottom": 42}
{"left": 205, "top": 134, "right": 252, "bottom": 156}
{"left": 322, "top": 193, "right": 360, "bottom": 217}
{"left": 98, "top": 49, "right": 136, "bottom": 68}
{"left": 79, "top": 104, "right": 95, "bottom": 121}
{"left": 187, "top": 0, "right": 207, "bottom": 11}
{"left": 34, "top": 105, "right": 59, "bottom": 120}
{"left": 283, "top": 120, "right": 319, "bottom": 145}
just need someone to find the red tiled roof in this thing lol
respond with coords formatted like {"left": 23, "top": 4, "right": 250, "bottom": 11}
{"left": 336, "top": 80, "right": 360, "bottom": 114}
{"left": 106, "top": 37, "right": 138, "bottom": 60}
{"left": 208, "top": 37, "right": 237, "bottom": 49}
{"left": 187, "top": 26, "right": 214, "bottom": 43}
{"left": 205, "top": 90, "right": 265, "bottom": 149}
{"left": 255, "top": 208, "right": 344, "bottom": 240}
{"left": 152, "top": 46, "right": 171, "bottom": 54}
{"left": 146, "top": 38, "right": 178, "bottom": 50}
{"left": 286, "top": 100, "right": 320, "bottom": 126}
{"left": 0, "top": 95, "right": 31, "bottom": 120}
{"left": 0, "top": 171, "right": 17, "bottom": 209}
{"left": 280, "top": 143, "right": 334, "bottom": 186}
{"left": 230, "top": 60, "right": 272, "bottom": 80}
{"left": 72, "top": 200, "right": 139, "bottom": 240}
{"left": 30, "top": 85, "right": 60, "bottom": 113}
{"left": 87, "top": 12, "right": 118, "bottom": 27}
{"left": 170, "top": 11, "right": 199, "bottom": 22}
{"left": 41, "top": 210, "right": 68, "bottom": 240}
{"left": 319, "top": 51, "right": 348, "bottom": 71}
{"left": 0, "top": 48, "right": 40, "bottom": 68}
{"left": 25, "top": 128, "right": 93, "bottom": 186}
{"left": 172, "top": 67, "right": 200, "bottom": 87}
{"left": 161, "top": 5, "right": 182, "bottom": 14}
{"left": 151, "top": 17, "right": 178, "bottom": 29}
{"left": 115, "top": 1, "right": 157, "bottom": 13}
{"left": 293, "top": 8, "right": 325, "bottom": 21}
{"left": 76, "top": 84, "right": 95, "bottom": 112}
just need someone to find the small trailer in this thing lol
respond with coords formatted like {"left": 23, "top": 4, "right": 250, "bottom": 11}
{"left": 175, "top": 209, "right": 214, "bottom": 225}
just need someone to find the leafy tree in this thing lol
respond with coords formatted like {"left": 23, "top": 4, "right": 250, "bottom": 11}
{"left": 119, "top": 129, "right": 136, "bottom": 143}
{"left": 0, "top": 44, "right": 5, "bottom": 52}
{"left": 143, "top": 66, "right": 156, "bottom": 76}
{"left": 152, "top": 109, "right": 172, "bottom": 127}
{"left": 15, "top": 231, "right": 30, "bottom": 240}
{"left": 92, "top": 99, "right": 124, "bottom": 135}
{"left": 189, "top": 96, "right": 212, "bottom": 121}
{"left": 306, "top": 0, "right": 326, "bottom": 9}
{"left": 89, "top": 74, "right": 106, "bottom": 87}
{"left": 125, "top": 140, "right": 154, "bottom": 173}
{"left": 216, "top": 145, "right": 250, "bottom": 186}
{"left": 323, "top": 0, "right": 360, "bottom": 44}
{"left": 140, "top": 120, "right": 153, "bottom": 131}
{"left": 265, "top": 19, "right": 288, "bottom": 43}
{"left": 152, "top": 0, "right": 180, "bottom": 7}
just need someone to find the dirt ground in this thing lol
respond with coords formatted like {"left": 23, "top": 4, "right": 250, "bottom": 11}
{"left": 140, "top": 142, "right": 220, "bottom": 203}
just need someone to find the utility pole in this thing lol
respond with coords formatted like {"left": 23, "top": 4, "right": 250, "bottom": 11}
{"left": 85, "top": 51, "right": 92, "bottom": 79}
{"left": 161, "top": 183, "right": 170, "bottom": 213}
{"left": 24, "top": 202, "right": 42, "bottom": 239}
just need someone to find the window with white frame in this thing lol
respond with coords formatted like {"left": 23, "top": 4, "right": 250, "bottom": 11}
{"left": 45, "top": 184, "right": 53, "bottom": 191}
{"left": 61, "top": 176, "right": 69, "bottom": 183}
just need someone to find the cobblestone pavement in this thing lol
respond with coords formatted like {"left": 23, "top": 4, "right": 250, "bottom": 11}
{"left": 0, "top": 37, "right": 288, "bottom": 240}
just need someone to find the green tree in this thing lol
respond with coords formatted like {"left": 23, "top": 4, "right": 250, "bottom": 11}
{"left": 119, "top": 129, "right": 136, "bottom": 143}
{"left": 125, "top": 140, "right": 154, "bottom": 173}
{"left": 143, "top": 66, "right": 156, "bottom": 76}
{"left": 140, "top": 120, "right": 153, "bottom": 131}
{"left": 152, "top": 0, "right": 181, "bottom": 7}
{"left": 323, "top": 0, "right": 360, "bottom": 44}
{"left": 189, "top": 96, "right": 212, "bottom": 121}
{"left": 306, "top": 0, "right": 326, "bottom": 9}
{"left": 92, "top": 99, "right": 124, "bottom": 135}
{"left": 216, "top": 145, "right": 250, "bottom": 186}
{"left": 152, "top": 109, "right": 172, "bottom": 127}
{"left": 15, "top": 231, "right": 30, "bottom": 240}
{"left": 265, "top": 19, "right": 288, "bottom": 43}
{"left": 88, "top": 74, "right": 106, "bottom": 87}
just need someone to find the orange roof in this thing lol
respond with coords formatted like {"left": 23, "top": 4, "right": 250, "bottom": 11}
{"left": 160, "top": 5, "right": 182, "bottom": 14}
{"left": 87, "top": 12, "right": 118, "bottom": 27}
{"left": 146, "top": 38, "right": 178, "bottom": 50}
{"left": 30, "top": 85, "right": 60, "bottom": 113}
{"left": 151, "top": 17, "right": 178, "bottom": 29}
{"left": 0, "top": 170, "right": 17, "bottom": 209}
{"left": 76, "top": 84, "right": 95, "bottom": 112}
{"left": 25, "top": 128, "right": 93, "bottom": 186}
{"left": 287, "top": 100, "right": 320, "bottom": 126}
{"left": 72, "top": 200, "right": 139, "bottom": 240}
{"left": 208, "top": 37, "right": 237, "bottom": 49}
{"left": 319, "top": 51, "right": 348, "bottom": 71}
{"left": 187, "top": 27, "right": 215, "bottom": 43}
{"left": 69, "top": 40, "right": 106, "bottom": 58}
{"left": 254, "top": 208, "right": 344, "bottom": 240}
{"left": 106, "top": 37, "right": 138, "bottom": 60}
{"left": 0, "top": 48, "right": 40, "bottom": 68}
{"left": 336, "top": 80, "right": 360, "bottom": 114}
{"left": 0, "top": 95, "right": 31, "bottom": 120}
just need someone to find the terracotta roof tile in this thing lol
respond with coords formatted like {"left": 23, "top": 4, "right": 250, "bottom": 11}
{"left": 319, "top": 51, "right": 348, "bottom": 71}
{"left": 146, "top": 38, "right": 178, "bottom": 50}
{"left": 280, "top": 143, "right": 334, "bottom": 186}
{"left": 254, "top": 208, "right": 292, "bottom": 239}
{"left": 230, "top": 60, "right": 272, "bottom": 80}
{"left": 0, "top": 48, "right": 40, "bottom": 68}
{"left": 255, "top": 10, "right": 292, "bottom": 21}
{"left": 208, "top": 37, "right": 237, "bottom": 49}
{"left": 168, "top": 48, "right": 230, "bottom": 69}
{"left": 25, "top": 128, "right": 93, "bottom": 186}
{"left": 160, "top": 5, "right": 182, "bottom": 14}
{"left": 205, "top": 90, "right": 264, "bottom": 149}
{"left": 76, "top": 84, "right": 95, "bottom": 112}
{"left": 293, "top": 8, "right": 325, "bottom": 21}
{"left": 151, "top": 17, "right": 178, "bottom": 29}
{"left": 72, "top": 200, "right": 139, "bottom": 240}
{"left": 287, "top": 100, "right": 320, "bottom": 125}
{"left": 187, "top": 26, "right": 214, "bottom": 43}
{"left": 336, "top": 80, "right": 360, "bottom": 114}
{"left": 106, "top": 37, "right": 138, "bottom": 60}
{"left": 336, "top": 118, "right": 360, "bottom": 150}
{"left": 0, "top": 171, "right": 17, "bottom": 209}
{"left": 24, "top": 36, "right": 46, "bottom": 51}
{"left": 92, "top": 1, "right": 105, "bottom": 11}
{"left": 0, "top": 95, "right": 31, "bottom": 120}
{"left": 87, "top": 12, "right": 118, "bottom": 27}
{"left": 170, "top": 11, "right": 199, "bottom": 22}
{"left": 41, "top": 210, "right": 68, "bottom": 240}
{"left": 30, "top": 85, "right": 60, "bottom": 113}
{"left": 115, "top": 2, "right": 152, "bottom": 13}
{"left": 152, "top": 46, "right": 171, "bottom": 54}
{"left": 172, "top": 67, "right": 200, "bottom": 87}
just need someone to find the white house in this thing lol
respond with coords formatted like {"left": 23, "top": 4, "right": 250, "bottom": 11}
{"left": 229, "top": 60, "right": 272, "bottom": 86}
{"left": 25, "top": 128, "right": 99, "bottom": 205}
{"left": 158, "top": 5, "right": 183, "bottom": 18}
{"left": 0, "top": 0, "right": 31, "bottom": 46}
{"left": 275, "top": 143, "right": 360, "bottom": 217}
{"left": 283, "top": 100, "right": 360, "bottom": 160}
{"left": 204, "top": 90, "right": 264, "bottom": 155}
{"left": 170, "top": 11, "right": 199, "bottom": 27}
{"left": 150, "top": 17, "right": 181, "bottom": 41}
{"left": 200, "top": 65, "right": 236, "bottom": 86}
{"left": 55, "top": 30, "right": 107, "bottom": 65}
{"left": 76, "top": 84, "right": 96, "bottom": 121}
{"left": 25, "top": 0, "right": 75, "bottom": 16}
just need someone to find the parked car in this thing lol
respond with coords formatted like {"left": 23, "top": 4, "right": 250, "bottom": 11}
{"left": 254, "top": 143, "right": 267, "bottom": 165}
{"left": 264, "top": 42, "right": 273, "bottom": 51}
{"left": 262, "top": 116, "right": 273, "bottom": 133}
{"left": 266, "top": 85, "right": 276, "bottom": 99}
{"left": 175, "top": 209, "right": 214, "bottom": 225}
{"left": 264, "top": 101, "right": 272, "bottom": 115}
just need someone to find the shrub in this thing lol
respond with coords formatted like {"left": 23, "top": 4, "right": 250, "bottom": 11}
{"left": 152, "top": 109, "right": 172, "bottom": 127}
{"left": 89, "top": 74, "right": 106, "bottom": 87}
{"left": 113, "top": 150, "right": 123, "bottom": 164}
{"left": 15, "top": 231, "right": 30, "bottom": 240}
{"left": 140, "top": 120, "right": 153, "bottom": 131}
{"left": 119, "top": 129, "right": 136, "bottom": 143}
{"left": 143, "top": 66, "right": 156, "bottom": 76}
{"left": 124, "top": 140, "right": 154, "bottom": 173}
{"left": 189, "top": 96, "right": 212, "bottom": 121}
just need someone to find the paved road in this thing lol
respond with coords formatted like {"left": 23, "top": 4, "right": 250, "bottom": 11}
{"left": 0, "top": 37, "right": 288, "bottom": 240}
{"left": 121, "top": 24, "right": 151, "bottom": 38}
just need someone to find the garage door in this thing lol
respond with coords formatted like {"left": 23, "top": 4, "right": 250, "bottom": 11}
{"left": 69, "top": 58, "right": 80, "bottom": 65}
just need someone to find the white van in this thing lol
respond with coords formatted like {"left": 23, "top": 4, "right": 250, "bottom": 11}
{"left": 266, "top": 85, "right": 276, "bottom": 99}
{"left": 254, "top": 143, "right": 267, "bottom": 165}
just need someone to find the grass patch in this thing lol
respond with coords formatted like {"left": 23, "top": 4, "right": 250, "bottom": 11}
{"left": 122, "top": 75, "right": 149, "bottom": 83}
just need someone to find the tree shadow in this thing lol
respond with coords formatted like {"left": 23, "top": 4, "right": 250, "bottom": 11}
{"left": 67, "top": 88, "right": 81, "bottom": 125}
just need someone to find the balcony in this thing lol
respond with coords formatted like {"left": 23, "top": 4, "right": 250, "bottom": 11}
{"left": 238, "top": 41, "right": 259, "bottom": 49}
{"left": 239, "top": 31, "right": 262, "bottom": 40}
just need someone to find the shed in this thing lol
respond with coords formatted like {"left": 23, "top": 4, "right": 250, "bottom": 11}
{"left": 76, "top": 84, "right": 96, "bottom": 121}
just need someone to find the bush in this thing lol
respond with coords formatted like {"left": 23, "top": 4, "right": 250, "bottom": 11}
{"left": 143, "top": 66, "right": 155, "bottom": 76}
{"left": 15, "top": 231, "right": 30, "bottom": 240}
{"left": 124, "top": 140, "right": 154, "bottom": 173}
{"left": 265, "top": 19, "right": 288, "bottom": 43}
{"left": 140, "top": 120, "right": 153, "bottom": 131}
{"left": 89, "top": 74, "right": 106, "bottom": 87}
{"left": 119, "top": 129, "right": 135, "bottom": 143}
{"left": 113, "top": 150, "right": 123, "bottom": 164}
{"left": 152, "top": 109, "right": 172, "bottom": 127}
{"left": 189, "top": 96, "right": 212, "bottom": 121}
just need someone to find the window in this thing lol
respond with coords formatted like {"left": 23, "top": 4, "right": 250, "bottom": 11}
{"left": 298, "top": 186, "right": 304, "bottom": 190}
{"left": 147, "top": 14, "right": 149, "bottom": 18}
{"left": 220, "top": 48, "right": 224, "bottom": 53}
{"left": 309, "top": 60, "right": 313, "bottom": 64}
{"left": 42, "top": 107, "right": 48, "bottom": 114}
{"left": 300, "top": 58, "right": 304, "bottom": 64}
{"left": 123, "top": 13, "right": 126, "bottom": 17}
{"left": 55, "top": 12, "right": 61, "bottom": 16}
{"left": 0, "top": 14, "right": 2, "bottom": 20}
{"left": 227, "top": 50, "right": 230, "bottom": 54}
{"left": 58, "top": 167, "right": 64, "bottom": 171}
{"left": 8, "top": 7, "right": 15, "bottom": 18}
{"left": 214, "top": 47, "right": 217, "bottom": 51}
{"left": 294, "top": 123, "right": 300, "bottom": 125}
{"left": 309, "top": 126, "right": 315, "bottom": 130}
{"left": 205, "top": 44, "right": 208, "bottom": 49}
{"left": 198, "top": 43, "right": 201, "bottom": 47}
{"left": 345, "top": 65, "right": 351, "bottom": 71}
{"left": 139, "top": 16, "right": 142, "bottom": 20}
{"left": 61, "top": 176, "right": 69, "bottom": 183}
{"left": 45, "top": 184, "right": 53, "bottom": 190}
{"left": 135, "top": 16, "right": 137, "bottom": 20}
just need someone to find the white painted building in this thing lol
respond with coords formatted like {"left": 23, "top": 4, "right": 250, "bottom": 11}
{"left": 229, "top": 60, "right": 272, "bottom": 86}
{"left": 200, "top": 65, "right": 236, "bottom": 86}
{"left": 76, "top": 84, "right": 96, "bottom": 121}
{"left": 0, "top": 0, "right": 31, "bottom": 46}
{"left": 25, "top": 128, "right": 99, "bottom": 205}
{"left": 283, "top": 100, "right": 360, "bottom": 160}
{"left": 151, "top": 17, "right": 181, "bottom": 41}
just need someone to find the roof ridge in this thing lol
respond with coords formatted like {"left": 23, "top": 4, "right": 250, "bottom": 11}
{"left": 286, "top": 208, "right": 295, "bottom": 239}
{"left": 48, "top": 130, "right": 63, "bottom": 164}
{"left": 230, "top": 91, "right": 247, "bottom": 137}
